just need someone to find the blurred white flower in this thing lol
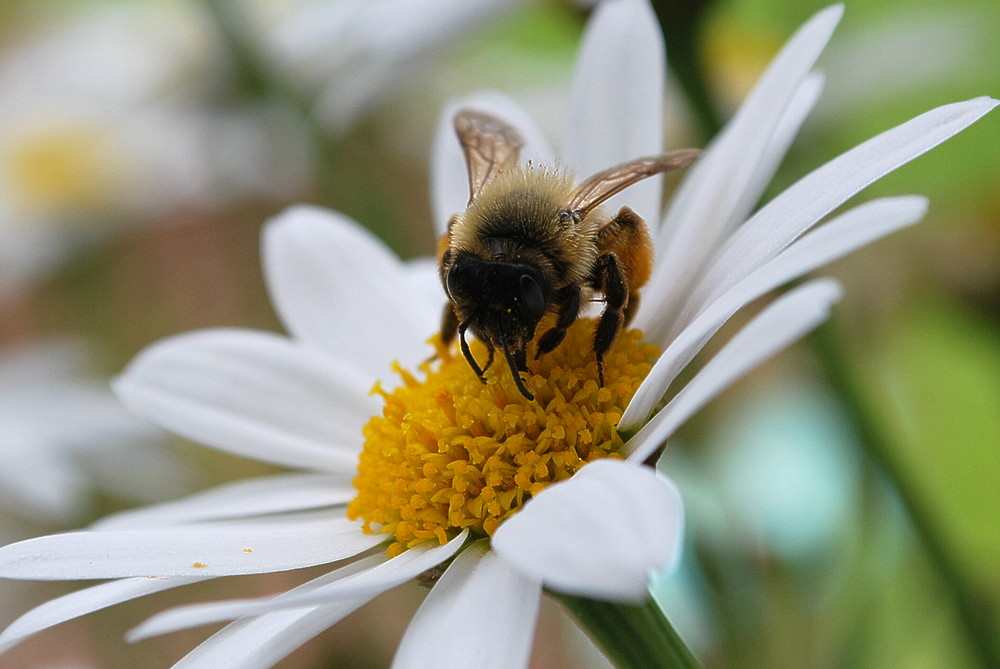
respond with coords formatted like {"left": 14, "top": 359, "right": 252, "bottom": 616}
{"left": 237, "top": 0, "right": 526, "bottom": 135}
{"left": 0, "top": 1, "right": 312, "bottom": 298}
{"left": 0, "top": 2, "right": 993, "bottom": 667}
{"left": 0, "top": 339, "right": 188, "bottom": 526}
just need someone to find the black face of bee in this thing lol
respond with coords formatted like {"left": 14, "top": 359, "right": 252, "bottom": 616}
{"left": 446, "top": 254, "right": 549, "bottom": 345}
{"left": 445, "top": 254, "right": 550, "bottom": 392}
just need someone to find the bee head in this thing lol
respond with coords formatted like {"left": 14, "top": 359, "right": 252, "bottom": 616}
{"left": 446, "top": 254, "right": 550, "bottom": 394}
{"left": 446, "top": 254, "right": 549, "bottom": 348}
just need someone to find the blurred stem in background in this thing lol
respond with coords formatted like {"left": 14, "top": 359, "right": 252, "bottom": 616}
{"left": 811, "top": 323, "right": 1000, "bottom": 669}
{"left": 650, "top": 2, "right": 998, "bottom": 667}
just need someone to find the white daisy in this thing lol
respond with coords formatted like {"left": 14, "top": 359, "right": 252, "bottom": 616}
{"left": 237, "top": 0, "right": 527, "bottom": 135}
{"left": 0, "top": 2, "right": 311, "bottom": 298}
{"left": 0, "top": 2, "right": 993, "bottom": 667}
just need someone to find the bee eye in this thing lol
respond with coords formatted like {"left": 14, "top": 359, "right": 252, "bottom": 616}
{"left": 445, "top": 264, "right": 464, "bottom": 299}
{"left": 520, "top": 274, "right": 546, "bottom": 320}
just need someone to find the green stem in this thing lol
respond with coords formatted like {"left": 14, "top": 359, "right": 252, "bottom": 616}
{"left": 555, "top": 593, "right": 702, "bottom": 669}
{"left": 811, "top": 323, "right": 1000, "bottom": 669}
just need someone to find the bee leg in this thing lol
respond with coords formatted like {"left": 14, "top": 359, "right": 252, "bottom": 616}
{"left": 440, "top": 303, "right": 459, "bottom": 345}
{"left": 591, "top": 252, "right": 628, "bottom": 386}
{"left": 591, "top": 206, "right": 654, "bottom": 384}
{"left": 502, "top": 345, "right": 534, "bottom": 401}
{"left": 623, "top": 291, "right": 641, "bottom": 329}
{"left": 535, "top": 284, "right": 581, "bottom": 359}
{"left": 483, "top": 344, "right": 495, "bottom": 372}
{"left": 458, "top": 321, "right": 488, "bottom": 383}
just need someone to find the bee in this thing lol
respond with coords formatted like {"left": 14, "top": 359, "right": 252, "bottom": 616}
{"left": 438, "top": 109, "right": 699, "bottom": 400}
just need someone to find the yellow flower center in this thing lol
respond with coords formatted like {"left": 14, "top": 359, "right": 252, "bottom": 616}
{"left": 348, "top": 318, "right": 660, "bottom": 557}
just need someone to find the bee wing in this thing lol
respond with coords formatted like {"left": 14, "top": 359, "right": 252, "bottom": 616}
{"left": 566, "top": 149, "right": 701, "bottom": 220}
{"left": 455, "top": 109, "right": 525, "bottom": 205}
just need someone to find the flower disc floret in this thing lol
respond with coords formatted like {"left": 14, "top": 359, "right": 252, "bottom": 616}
{"left": 348, "top": 318, "right": 659, "bottom": 557}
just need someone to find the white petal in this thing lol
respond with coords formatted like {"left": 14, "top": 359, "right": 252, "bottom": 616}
{"left": 160, "top": 554, "right": 390, "bottom": 668}
{"left": 92, "top": 473, "right": 354, "bottom": 529}
{"left": 403, "top": 256, "right": 448, "bottom": 304}
{"left": 113, "top": 328, "right": 373, "bottom": 472}
{"left": 563, "top": 0, "right": 665, "bottom": 222}
{"left": 727, "top": 72, "right": 826, "bottom": 243}
{"left": 690, "top": 96, "right": 998, "bottom": 311}
{"left": 392, "top": 540, "right": 541, "bottom": 669}
{"left": 623, "top": 196, "right": 927, "bottom": 428}
{"left": 0, "top": 512, "right": 381, "bottom": 579}
{"left": 172, "top": 599, "right": 368, "bottom": 669}
{"left": 430, "top": 92, "right": 555, "bottom": 235}
{"left": 129, "top": 554, "right": 384, "bottom": 641}
{"left": 128, "top": 530, "right": 467, "bottom": 638}
{"left": 0, "top": 576, "right": 208, "bottom": 654}
{"left": 644, "top": 6, "right": 842, "bottom": 337}
{"left": 624, "top": 279, "right": 842, "bottom": 463}
{"left": 491, "top": 460, "right": 683, "bottom": 603}
{"left": 263, "top": 205, "right": 438, "bottom": 375}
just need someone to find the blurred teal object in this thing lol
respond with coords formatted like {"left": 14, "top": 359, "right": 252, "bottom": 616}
{"left": 707, "top": 378, "right": 861, "bottom": 560}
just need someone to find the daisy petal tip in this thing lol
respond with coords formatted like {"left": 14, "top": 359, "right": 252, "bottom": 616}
{"left": 824, "top": 3, "right": 845, "bottom": 21}
{"left": 952, "top": 96, "right": 999, "bottom": 123}
{"left": 109, "top": 339, "right": 173, "bottom": 406}
{"left": 0, "top": 626, "right": 32, "bottom": 656}
{"left": 896, "top": 194, "right": 930, "bottom": 220}
{"left": 124, "top": 622, "right": 153, "bottom": 644}
{"left": 124, "top": 600, "right": 231, "bottom": 643}
{"left": 980, "top": 96, "right": 1000, "bottom": 116}
{"left": 263, "top": 203, "right": 331, "bottom": 235}
{"left": 262, "top": 203, "right": 361, "bottom": 246}
{"left": 108, "top": 370, "right": 132, "bottom": 402}
{"left": 801, "top": 277, "right": 844, "bottom": 313}
{"left": 125, "top": 606, "right": 190, "bottom": 644}
{"left": 123, "top": 591, "right": 210, "bottom": 644}
{"left": 804, "top": 3, "right": 844, "bottom": 38}
{"left": 491, "top": 461, "right": 683, "bottom": 603}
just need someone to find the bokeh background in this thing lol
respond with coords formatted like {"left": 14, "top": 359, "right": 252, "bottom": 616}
{"left": 0, "top": 0, "right": 996, "bottom": 667}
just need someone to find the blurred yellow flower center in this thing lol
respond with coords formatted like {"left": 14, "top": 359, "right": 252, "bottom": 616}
{"left": 348, "top": 318, "right": 659, "bottom": 557}
{"left": 6, "top": 123, "right": 123, "bottom": 219}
